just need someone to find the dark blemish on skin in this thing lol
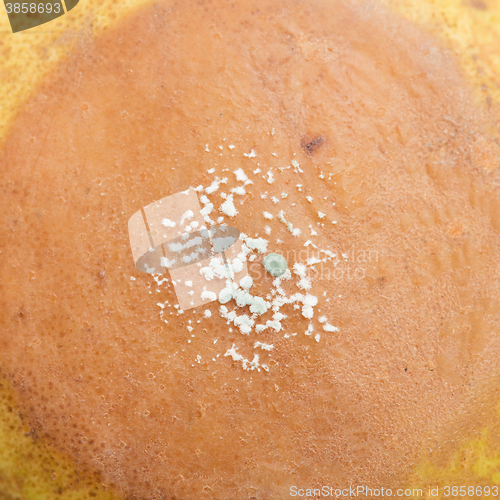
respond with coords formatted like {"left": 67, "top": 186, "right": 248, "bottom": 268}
{"left": 302, "top": 136, "right": 325, "bottom": 155}
{"left": 26, "top": 428, "right": 39, "bottom": 440}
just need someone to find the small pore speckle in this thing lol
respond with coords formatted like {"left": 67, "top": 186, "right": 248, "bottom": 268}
{"left": 302, "top": 136, "right": 325, "bottom": 155}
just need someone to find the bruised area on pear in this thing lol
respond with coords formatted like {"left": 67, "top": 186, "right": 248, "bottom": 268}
{"left": 1, "top": 0, "right": 500, "bottom": 498}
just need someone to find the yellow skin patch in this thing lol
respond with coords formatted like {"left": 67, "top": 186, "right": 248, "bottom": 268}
{"left": 404, "top": 396, "right": 500, "bottom": 491}
{"left": 386, "top": 0, "right": 500, "bottom": 487}
{"left": 380, "top": 0, "right": 500, "bottom": 121}
{"left": 0, "top": 375, "right": 120, "bottom": 499}
{"left": 1, "top": 0, "right": 500, "bottom": 497}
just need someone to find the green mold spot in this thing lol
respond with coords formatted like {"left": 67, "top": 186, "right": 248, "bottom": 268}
{"left": 262, "top": 253, "right": 287, "bottom": 277}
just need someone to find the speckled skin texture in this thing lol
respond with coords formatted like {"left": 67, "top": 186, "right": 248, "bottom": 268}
{"left": 1, "top": 0, "right": 500, "bottom": 498}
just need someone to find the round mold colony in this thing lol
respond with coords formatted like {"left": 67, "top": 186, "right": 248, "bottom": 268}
{"left": 262, "top": 253, "right": 288, "bottom": 277}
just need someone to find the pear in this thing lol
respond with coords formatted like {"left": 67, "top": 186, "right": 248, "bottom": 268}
{"left": 1, "top": 0, "right": 500, "bottom": 498}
